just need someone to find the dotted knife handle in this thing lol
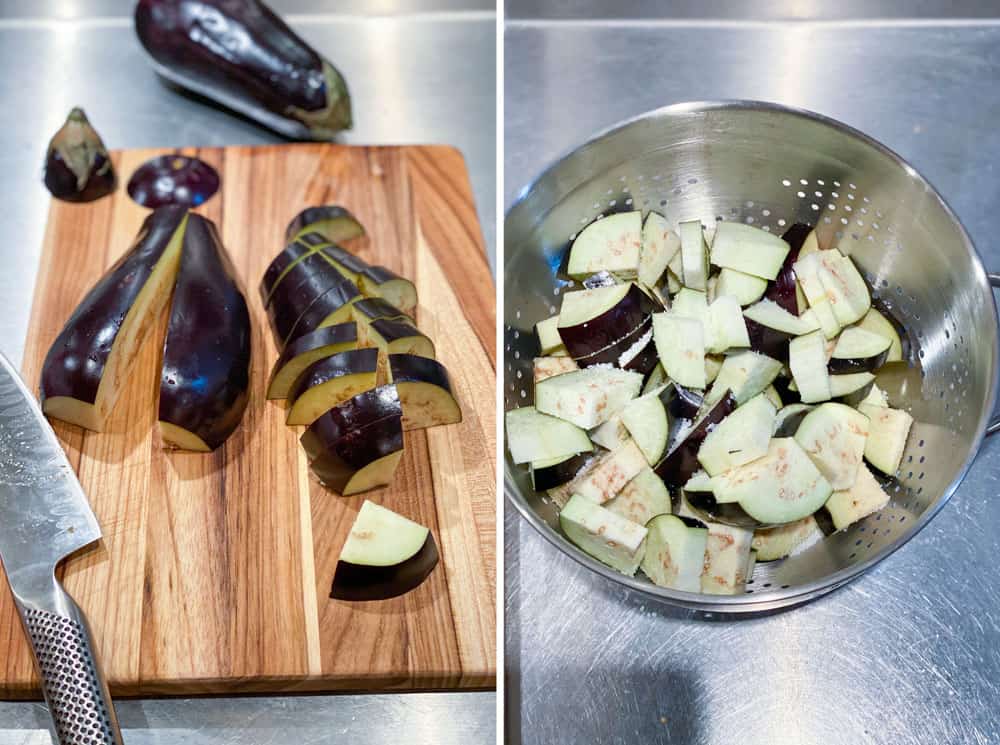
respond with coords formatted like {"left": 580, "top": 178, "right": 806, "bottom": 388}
{"left": 18, "top": 603, "right": 123, "bottom": 744}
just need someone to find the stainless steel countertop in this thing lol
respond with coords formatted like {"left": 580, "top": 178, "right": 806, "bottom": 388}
{"left": 505, "top": 18, "right": 1000, "bottom": 745}
{"left": 0, "top": 2, "right": 495, "bottom": 743}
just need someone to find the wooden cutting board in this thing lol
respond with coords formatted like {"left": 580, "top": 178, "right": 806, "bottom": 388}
{"left": 0, "top": 143, "right": 496, "bottom": 696}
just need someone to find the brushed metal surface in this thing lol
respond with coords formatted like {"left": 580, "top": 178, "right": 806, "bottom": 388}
{"left": 0, "top": 4, "right": 496, "bottom": 742}
{"left": 506, "top": 20, "right": 1000, "bottom": 744}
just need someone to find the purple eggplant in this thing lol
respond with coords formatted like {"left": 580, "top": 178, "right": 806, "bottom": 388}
{"left": 654, "top": 392, "right": 737, "bottom": 490}
{"left": 43, "top": 107, "right": 116, "bottom": 202}
{"left": 135, "top": 0, "right": 352, "bottom": 140}
{"left": 127, "top": 154, "right": 220, "bottom": 208}
{"left": 764, "top": 223, "right": 814, "bottom": 315}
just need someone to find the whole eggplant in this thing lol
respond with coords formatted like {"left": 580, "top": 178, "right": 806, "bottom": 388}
{"left": 135, "top": 0, "right": 352, "bottom": 139}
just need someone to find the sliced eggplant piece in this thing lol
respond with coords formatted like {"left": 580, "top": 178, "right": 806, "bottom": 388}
{"left": 639, "top": 213, "right": 680, "bottom": 288}
{"left": 817, "top": 250, "right": 871, "bottom": 326}
{"left": 679, "top": 219, "right": 709, "bottom": 291}
{"left": 794, "top": 252, "right": 842, "bottom": 339}
{"left": 590, "top": 414, "right": 629, "bottom": 450}
{"left": 44, "top": 107, "right": 115, "bottom": 203}
{"left": 653, "top": 392, "right": 738, "bottom": 490}
{"left": 669, "top": 384, "right": 704, "bottom": 421}
{"left": 573, "top": 440, "right": 647, "bottom": 504}
{"left": 357, "top": 265, "right": 417, "bottom": 315}
{"left": 158, "top": 214, "right": 250, "bottom": 452}
{"left": 557, "top": 283, "right": 655, "bottom": 358}
{"left": 857, "top": 403, "right": 913, "bottom": 475}
{"left": 330, "top": 500, "right": 437, "bottom": 601}
{"left": 640, "top": 514, "right": 708, "bottom": 591}
{"left": 267, "top": 323, "right": 358, "bottom": 400}
{"left": 605, "top": 467, "right": 672, "bottom": 527}
{"left": 670, "top": 287, "right": 708, "bottom": 323}
{"left": 387, "top": 354, "right": 460, "bottom": 430}
{"left": 285, "top": 205, "right": 365, "bottom": 245}
{"left": 535, "top": 315, "right": 565, "bottom": 355}
{"left": 829, "top": 327, "right": 891, "bottom": 374}
{"left": 618, "top": 326, "right": 659, "bottom": 376}
{"left": 318, "top": 243, "right": 370, "bottom": 285}
{"left": 560, "top": 494, "right": 648, "bottom": 576}
{"left": 744, "top": 299, "right": 819, "bottom": 336}
{"left": 789, "top": 330, "right": 831, "bottom": 403}
{"left": 705, "top": 350, "right": 782, "bottom": 406}
{"left": 533, "top": 355, "right": 579, "bottom": 383}
{"left": 267, "top": 252, "right": 351, "bottom": 343}
{"left": 825, "top": 463, "right": 890, "bottom": 530}
{"left": 572, "top": 317, "right": 651, "bottom": 368}
{"left": 505, "top": 406, "right": 592, "bottom": 465}
{"left": 713, "top": 438, "right": 832, "bottom": 525}
{"left": 696, "top": 393, "right": 776, "bottom": 476}
{"left": 127, "top": 154, "right": 220, "bottom": 209}
{"left": 135, "top": 0, "right": 352, "bottom": 140}
{"left": 619, "top": 385, "right": 671, "bottom": 465}
{"left": 707, "top": 294, "right": 750, "bottom": 354}
{"left": 567, "top": 211, "right": 642, "bottom": 279}
{"left": 710, "top": 222, "right": 791, "bottom": 280}
{"left": 773, "top": 403, "right": 814, "bottom": 437}
{"left": 535, "top": 366, "right": 643, "bottom": 429}
{"left": 763, "top": 223, "right": 817, "bottom": 315}
{"left": 751, "top": 515, "right": 823, "bottom": 561}
{"left": 856, "top": 307, "right": 904, "bottom": 363}
{"left": 701, "top": 522, "right": 753, "bottom": 595}
{"left": 300, "top": 385, "right": 403, "bottom": 495}
{"left": 258, "top": 232, "right": 328, "bottom": 306}
{"left": 367, "top": 319, "right": 435, "bottom": 359}
{"left": 793, "top": 403, "right": 870, "bottom": 490}
{"left": 682, "top": 488, "right": 763, "bottom": 530}
{"left": 829, "top": 371, "right": 875, "bottom": 398}
{"left": 283, "top": 277, "right": 364, "bottom": 348}
{"left": 286, "top": 348, "right": 380, "bottom": 426}
{"left": 352, "top": 297, "right": 410, "bottom": 324}
{"left": 531, "top": 451, "right": 593, "bottom": 491}
{"left": 716, "top": 267, "right": 768, "bottom": 306}
{"left": 41, "top": 206, "right": 189, "bottom": 431}
{"left": 652, "top": 313, "right": 705, "bottom": 389}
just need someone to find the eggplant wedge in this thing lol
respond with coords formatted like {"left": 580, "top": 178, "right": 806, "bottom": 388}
{"left": 286, "top": 348, "right": 379, "bottom": 426}
{"left": 158, "top": 214, "right": 251, "bottom": 451}
{"left": 285, "top": 206, "right": 365, "bottom": 245}
{"left": 366, "top": 319, "right": 435, "bottom": 359}
{"left": 301, "top": 386, "right": 404, "bottom": 496}
{"left": 259, "top": 232, "right": 329, "bottom": 306}
{"left": 557, "top": 283, "right": 656, "bottom": 359}
{"left": 284, "top": 278, "right": 363, "bottom": 349}
{"left": 268, "top": 254, "right": 358, "bottom": 346}
{"left": 357, "top": 266, "right": 418, "bottom": 315}
{"left": 41, "top": 206, "right": 189, "bottom": 431}
{"left": 43, "top": 107, "right": 115, "bottom": 203}
{"left": 330, "top": 500, "right": 438, "bottom": 600}
{"left": 267, "top": 323, "right": 358, "bottom": 400}
{"left": 387, "top": 354, "right": 461, "bottom": 430}
{"left": 134, "top": 0, "right": 352, "bottom": 140}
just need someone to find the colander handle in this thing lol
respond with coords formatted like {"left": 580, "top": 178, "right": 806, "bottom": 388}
{"left": 988, "top": 275, "right": 1000, "bottom": 436}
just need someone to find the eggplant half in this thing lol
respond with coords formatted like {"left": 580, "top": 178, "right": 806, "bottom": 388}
{"left": 301, "top": 386, "right": 404, "bottom": 497}
{"left": 135, "top": 0, "right": 352, "bottom": 140}
{"left": 330, "top": 500, "right": 438, "bottom": 600}
{"left": 387, "top": 354, "right": 461, "bottom": 430}
{"left": 41, "top": 206, "right": 189, "bottom": 431}
{"left": 259, "top": 232, "right": 329, "bottom": 306}
{"left": 43, "top": 107, "right": 115, "bottom": 202}
{"left": 286, "top": 348, "right": 379, "bottom": 426}
{"left": 285, "top": 205, "right": 365, "bottom": 244}
{"left": 267, "top": 323, "right": 358, "bottom": 400}
{"left": 158, "top": 213, "right": 251, "bottom": 451}
{"left": 127, "top": 154, "right": 220, "bottom": 208}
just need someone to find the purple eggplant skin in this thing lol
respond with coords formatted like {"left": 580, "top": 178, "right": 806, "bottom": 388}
{"left": 127, "top": 154, "right": 220, "bottom": 208}
{"left": 258, "top": 232, "right": 330, "bottom": 305}
{"left": 684, "top": 490, "right": 761, "bottom": 529}
{"left": 267, "top": 253, "right": 350, "bottom": 343}
{"left": 284, "top": 278, "right": 363, "bottom": 348}
{"left": 324, "top": 244, "right": 372, "bottom": 277}
{"left": 284, "top": 205, "right": 365, "bottom": 244}
{"left": 388, "top": 354, "right": 453, "bottom": 392}
{"left": 669, "top": 384, "right": 704, "bottom": 421}
{"left": 288, "top": 348, "right": 379, "bottom": 404}
{"left": 134, "top": 0, "right": 352, "bottom": 140}
{"left": 654, "top": 392, "right": 738, "bottom": 490}
{"left": 159, "top": 213, "right": 251, "bottom": 451}
{"left": 771, "top": 376, "right": 802, "bottom": 405}
{"left": 44, "top": 107, "right": 116, "bottom": 203}
{"left": 352, "top": 298, "right": 409, "bottom": 322}
{"left": 764, "top": 223, "right": 814, "bottom": 315}
{"left": 574, "top": 318, "right": 651, "bottom": 367}
{"left": 622, "top": 337, "right": 659, "bottom": 377}
{"left": 270, "top": 323, "right": 358, "bottom": 383}
{"left": 531, "top": 451, "right": 593, "bottom": 491}
{"left": 558, "top": 283, "right": 658, "bottom": 358}
{"left": 40, "top": 205, "right": 188, "bottom": 407}
{"left": 331, "top": 533, "right": 439, "bottom": 601}
{"left": 745, "top": 317, "right": 792, "bottom": 363}
{"left": 828, "top": 348, "right": 889, "bottom": 375}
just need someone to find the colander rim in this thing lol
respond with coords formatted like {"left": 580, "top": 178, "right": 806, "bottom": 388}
{"left": 503, "top": 98, "right": 1000, "bottom": 613}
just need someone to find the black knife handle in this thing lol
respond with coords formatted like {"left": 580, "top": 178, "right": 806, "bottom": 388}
{"left": 17, "top": 590, "right": 123, "bottom": 744}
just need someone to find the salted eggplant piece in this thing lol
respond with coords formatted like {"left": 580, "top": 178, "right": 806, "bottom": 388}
{"left": 285, "top": 205, "right": 365, "bottom": 244}
{"left": 388, "top": 354, "right": 461, "bottom": 430}
{"left": 158, "top": 214, "right": 250, "bottom": 451}
{"left": 40, "top": 206, "right": 189, "bottom": 430}
{"left": 654, "top": 392, "right": 738, "bottom": 490}
{"left": 44, "top": 107, "right": 116, "bottom": 202}
{"left": 127, "top": 154, "right": 220, "bottom": 208}
{"left": 258, "top": 232, "right": 330, "bottom": 306}
{"left": 135, "top": 0, "right": 352, "bottom": 140}
{"left": 266, "top": 323, "right": 358, "bottom": 400}
{"left": 286, "top": 348, "right": 379, "bottom": 426}
{"left": 301, "top": 386, "right": 404, "bottom": 495}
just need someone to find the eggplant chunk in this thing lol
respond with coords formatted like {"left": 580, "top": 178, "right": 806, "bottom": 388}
{"left": 286, "top": 348, "right": 379, "bottom": 426}
{"left": 358, "top": 265, "right": 418, "bottom": 314}
{"left": 284, "top": 278, "right": 363, "bottom": 349}
{"left": 44, "top": 107, "right": 115, "bottom": 202}
{"left": 41, "top": 206, "right": 189, "bottom": 431}
{"left": 366, "top": 319, "right": 436, "bottom": 359}
{"left": 267, "top": 323, "right": 358, "bottom": 400}
{"left": 285, "top": 205, "right": 365, "bottom": 245}
{"left": 388, "top": 354, "right": 461, "bottom": 430}
{"left": 127, "top": 154, "right": 220, "bottom": 208}
{"left": 301, "top": 386, "right": 404, "bottom": 496}
{"left": 159, "top": 214, "right": 251, "bottom": 451}
{"left": 269, "top": 256, "right": 360, "bottom": 347}
{"left": 135, "top": 0, "right": 352, "bottom": 139}
{"left": 258, "top": 232, "right": 329, "bottom": 306}
{"left": 330, "top": 500, "right": 438, "bottom": 600}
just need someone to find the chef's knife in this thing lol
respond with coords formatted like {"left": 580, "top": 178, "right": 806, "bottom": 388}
{"left": 0, "top": 352, "right": 122, "bottom": 744}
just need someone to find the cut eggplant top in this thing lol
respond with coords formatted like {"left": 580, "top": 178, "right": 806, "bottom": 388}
{"left": 353, "top": 297, "right": 409, "bottom": 322}
{"left": 159, "top": 213, "right": 251, "bottom": 450}
{"left": 288, "top": 348, "right": 379, "bottom": 403}
{"left": 284, "top": 205, "right": 364, "bottom": 244}
{"left": 126, "top": 154, "right": 221, "bottom": 209}
{"left": 40, "top": 205, "right": 189, "bottom": 405}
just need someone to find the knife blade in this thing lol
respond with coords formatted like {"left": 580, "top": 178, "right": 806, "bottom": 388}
{"left": 0, "top": 352, "right": 123, "bottom": 744}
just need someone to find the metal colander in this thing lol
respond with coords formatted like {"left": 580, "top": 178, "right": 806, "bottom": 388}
{"left": 504, "top": 100, "right": 1000, "bottom": 612}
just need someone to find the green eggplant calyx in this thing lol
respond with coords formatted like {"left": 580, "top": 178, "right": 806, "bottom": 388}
{"left": 286, "top": 61, "right": 353, "bottom": 139}
{"left": 49, "top": 107, "right": 113, "bottom": 190}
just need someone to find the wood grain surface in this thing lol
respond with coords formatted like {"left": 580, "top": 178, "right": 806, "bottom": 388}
{"left": 0, "top": 143, "right": 496, "bottom": 697}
